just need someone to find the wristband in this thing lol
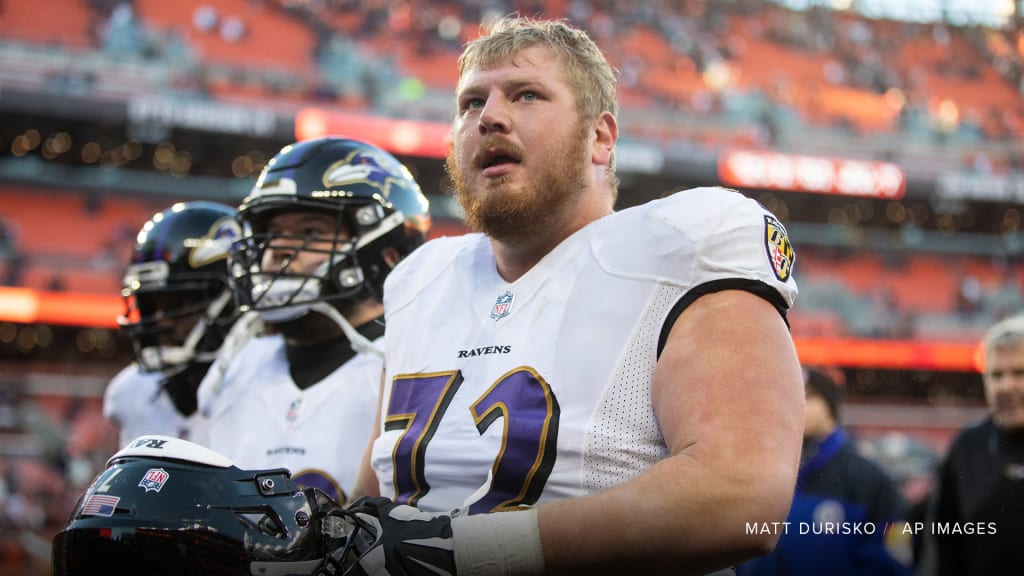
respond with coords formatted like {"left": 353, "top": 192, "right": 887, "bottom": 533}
{"left": 451, "top": 508, "right": 545, "bottom": 576}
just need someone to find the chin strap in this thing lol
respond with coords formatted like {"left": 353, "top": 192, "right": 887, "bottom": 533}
{"left": 138, "top": 290, "right": 235, "bottom": 372}
{"left": 200, "top": 310, "right": 265, "bottom": 414}
{"left": 183, "top": 290, "right": 234, "bottom": 362}
{"left": 308, "top": 302, "right": 385, "bottom": 359}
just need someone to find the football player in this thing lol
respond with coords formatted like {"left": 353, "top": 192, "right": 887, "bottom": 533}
{"left": 197, "top": 136, "right": 429, "bottom": 506}
{"left": 103, "top": 201, "right": 242, "bottom": 448}
{"left": 329, "top": 15, "right": 804, "bottom": 576}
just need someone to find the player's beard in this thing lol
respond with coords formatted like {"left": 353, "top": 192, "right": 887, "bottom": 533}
{"left": 446, "top": 120, "right": 591, "bottom": 243}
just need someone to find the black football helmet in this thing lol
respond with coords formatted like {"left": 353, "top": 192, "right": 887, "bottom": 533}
{"left": 51, "top": 435, "right": 343, "bottom": 576}
{"left": 230, "top": 137, "right": 430, "bottom": 323}
{"left": 117, "top": 201, "right": 239, "bottom": 413}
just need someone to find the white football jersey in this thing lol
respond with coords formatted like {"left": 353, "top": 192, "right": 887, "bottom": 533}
{"left": 201, "top": 333, "right": 382, "bottom": 504}
{"left": 372, "top": 187, "right": 798, "bottom": 513}
{"left": 102, "top": 364, "right": 197, "bottom": 448}
{"left": 196, "top": 328, "right": 280, "bottom": 428}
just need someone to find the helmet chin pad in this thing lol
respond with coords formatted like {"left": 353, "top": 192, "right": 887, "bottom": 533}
{"left": 249, "top": 256, "right": 369, "bottom": 324}
{"left": 251, "top": 275, "right": 323, "bottom": 323}
{"left": 138, "top": 345, "right": 191, "bottom": 372}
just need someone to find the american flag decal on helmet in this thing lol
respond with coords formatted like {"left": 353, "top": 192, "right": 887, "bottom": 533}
{"left": 81, "top": 494, "right": 120, "bottom": 517}
{"left": 764, "top": 215, "right": 794, "bottom": 282}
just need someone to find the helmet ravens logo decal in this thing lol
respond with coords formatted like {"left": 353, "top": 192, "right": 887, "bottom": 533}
{"left": 764, "top": 215, "right": 795, "bottom": 282}
{"left": 322, "top": 149, "right": 420, "bottom": 199}
{"left": 189, "top": 216, "right": 240, "bottom": 268}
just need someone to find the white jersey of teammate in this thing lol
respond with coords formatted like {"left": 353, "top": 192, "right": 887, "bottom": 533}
{"left": 371, "top": 187, "right": 799, "bottom": 513}
{"left": 194, "top": 310, "right": 265, "bottom": 434}
{"left": 200, "top": 332, "right": 382, "bottom": 505}
{"left": 103, "top": 364, "right": 197, "bottom": 448}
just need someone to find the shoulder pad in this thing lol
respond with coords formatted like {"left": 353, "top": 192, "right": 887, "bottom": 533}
{"left": 590, "top": 187, "right": 797, "bottom": 307}
{"left": 384, "top": 233, "right": 485, "bottom": 312}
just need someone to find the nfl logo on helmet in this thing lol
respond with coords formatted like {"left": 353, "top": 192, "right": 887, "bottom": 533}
{"left": 139, "top": 468, "right": 170, "bottom": 493}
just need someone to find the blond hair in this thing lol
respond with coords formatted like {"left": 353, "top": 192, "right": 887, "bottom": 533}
{"left": 458, "top": 15, "right": 619, "bottom": 190}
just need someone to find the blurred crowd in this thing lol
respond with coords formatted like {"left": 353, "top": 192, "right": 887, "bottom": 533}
{"left": 0, "top": 384, "right": 117, "bottom": 575}
{"left": 50, "top": 0, "right": 1021, "bottom": 169}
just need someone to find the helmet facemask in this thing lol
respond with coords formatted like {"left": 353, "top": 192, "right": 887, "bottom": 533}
{"left": 232, "top": 202, "right": 404, "bottom": 324}
{"left": 120, "top": 263, "right": 234, "bottom": 374}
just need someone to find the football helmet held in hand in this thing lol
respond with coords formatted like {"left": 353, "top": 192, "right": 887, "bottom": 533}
{"left": 315, "top": 497, "right": 457, "bottom": 576}
{"left": 52, "top": 435, "right": 343, "bottom": 576}
{"left": 312, "top": 497, "right": 544, "bottom": 576}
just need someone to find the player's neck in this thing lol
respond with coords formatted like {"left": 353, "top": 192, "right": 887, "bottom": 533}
{"left": 343, "top": 299, "right": 385, "bottom": 328}
{"left": 491, "top": 203, "right": 611, "bottom": 282}
{"left": 491, "top": 239, "right": 554, "bottom": 283}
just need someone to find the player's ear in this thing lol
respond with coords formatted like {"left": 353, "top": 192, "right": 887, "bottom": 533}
{"left": 591, "top": 111, "right": 617, "bottom": 167}
{"left": 381, "top": 246, "right": 401, "bottom": 268}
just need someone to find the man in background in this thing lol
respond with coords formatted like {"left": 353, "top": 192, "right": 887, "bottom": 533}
{"left": 926, "top": 314, "right": 1024, "bottom": 575}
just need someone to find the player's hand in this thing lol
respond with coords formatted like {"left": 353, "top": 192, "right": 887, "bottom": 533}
{"left": 316, "top": 496, "right": 458, "bottom": 576}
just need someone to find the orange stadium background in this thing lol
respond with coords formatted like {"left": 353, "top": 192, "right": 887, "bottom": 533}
{"left": 1, "top": 0, "right": 1023, "bottom": 573}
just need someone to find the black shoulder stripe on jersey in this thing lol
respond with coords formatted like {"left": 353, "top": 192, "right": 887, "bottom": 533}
{"left": 657, "top": 279, "right": 790, "bottom": 359}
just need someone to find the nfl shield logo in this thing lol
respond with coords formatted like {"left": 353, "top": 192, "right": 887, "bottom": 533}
{"left": 490, "top": 291, "right": 515, "bottom": 320}
{"left": 139, "top": 468, "right": 169, "bottom": 493}
{"left": 287, "top": 398, "right": 302, "bottom": 422}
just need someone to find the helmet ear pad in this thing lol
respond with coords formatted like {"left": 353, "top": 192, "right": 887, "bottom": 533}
{"left": 345, "top": 223, "right": 417, "bottom": 302}
{"left": 317, "top": 207, "right": 416, "bottom": 304}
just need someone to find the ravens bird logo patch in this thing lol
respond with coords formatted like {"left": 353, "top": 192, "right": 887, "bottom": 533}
{"left": 764, "top": 215, "right": 795, "bottom": 282}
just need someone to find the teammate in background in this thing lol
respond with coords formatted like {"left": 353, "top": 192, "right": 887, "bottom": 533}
{"left": 324, "top": 15, "right": 804, "bottom": 576}
{"left": 197, "top": 137, "right": 429, "bottom": 506}
{"left": 924, "top": 314, "right": 1024, "bottom": 576}
{"left": 736, "top": 367, "right": 914, "bottom": 576}
{"left": 103, "top": 201, "right": 241, "bottom": 448}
